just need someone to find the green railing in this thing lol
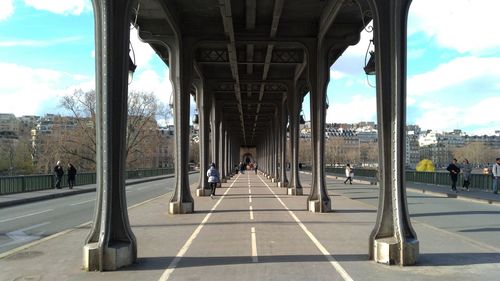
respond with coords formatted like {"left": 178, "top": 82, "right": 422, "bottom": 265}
{"left": 324, "top": 167, "right": 494, "bottom": 192}
{"left": 0, "top": 168, "right": 174, "bottom": 195}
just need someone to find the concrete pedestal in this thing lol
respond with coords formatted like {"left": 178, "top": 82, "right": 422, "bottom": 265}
{"left": 287, "top": 188, "right": 303, "bottom": 195}
{"left": 278, "top": 181, "right": 288, "bottom": 187}
{"left": 308, "top": 199, "right": 331, "bottom": 213}
{"left": 196, "top": 189, "right": 212, "bottom": 197}
{"left": 169, "top": 201, "right": 194, "bottom": 214}
{"left": 372, "top": 237, "right": 419, "bottom": 265}
{"left": 83, "top": 242, "right": 135, "bottom": 271}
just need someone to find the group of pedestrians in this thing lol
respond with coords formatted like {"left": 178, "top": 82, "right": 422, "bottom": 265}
{"left": 53, "top": 161, "right": 77, "bottom": 189}
{"left": 447, "top": 157, "right": 500, "bottom": 194}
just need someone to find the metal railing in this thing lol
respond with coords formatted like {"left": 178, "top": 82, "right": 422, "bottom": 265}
{"left": 324, "top": 167, "right": 494, "bottom": 191}
{"left": 0, "top": 168, "right": 174, "bottom": 195}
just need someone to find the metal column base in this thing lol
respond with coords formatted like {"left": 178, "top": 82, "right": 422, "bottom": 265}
{"left": 308, "top": 199, "right": 331, "bottom": 213}
{"left": 221, "top": 179, "right": 227, "bottom": 183}
{"left": 169, "top": 201, "right": 194, "bottom": 214}
{"left": 287, "top": 188, "right": 303, "bottom": 195}
{"left": 372, "top": 237, "right": 419, "bottom": 265}
{"left": 196, "top": 189, "right": 212, "bottom": 197}
{"left": 83, "top": 242, "right": 135, "bottom": 271}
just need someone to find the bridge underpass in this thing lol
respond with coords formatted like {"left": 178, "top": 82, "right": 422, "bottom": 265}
{"left": 1, "top": 173, "right": 499, "bottom": 280}
{"left": 83, "top": 0, "right": 417, "bottom": 272}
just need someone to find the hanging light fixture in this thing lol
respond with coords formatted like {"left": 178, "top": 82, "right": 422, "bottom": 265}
{"left": 299, "top": 114, "right": 306, "bottom": 125}
{"left": 192, "top": 109, "right": 199, "bottom": 124}
{"left": 128, "top": 42, "right": 137, "bottom": 84}
{"left": 364, "top": 51, "right": 375, "bottom": 75}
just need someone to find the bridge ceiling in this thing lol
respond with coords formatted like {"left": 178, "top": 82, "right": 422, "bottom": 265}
{"left": 135, "top": 0, "right": 371, "bottom": 145}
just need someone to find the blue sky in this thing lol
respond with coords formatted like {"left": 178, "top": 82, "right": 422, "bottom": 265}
{"left": 0, "top": 0, "right": 499, "bottom": 135}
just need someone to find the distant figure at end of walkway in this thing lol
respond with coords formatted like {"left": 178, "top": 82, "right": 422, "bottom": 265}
{"left": 54, "top": 161, "right": 64, "bottom": 189}
{"left": 254, "top": 163, "right": 258, "bottom": 174}
{"left": 446, "top": 158, "right": 460, "bottom": 193}
{"left": 492, "top": 158, "right": 500, "bottom": 195}
{"left": 344, "top": 164, "right": 353, "bottom": 185}
{"left": 207, "top": 162, "right": 220, "bottom": 199}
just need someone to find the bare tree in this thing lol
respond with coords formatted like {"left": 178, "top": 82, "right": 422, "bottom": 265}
{"left": 298, "top": 138, "right": 312, "bottom": 166}
{"left": 58, "top": 89, "right": 164, "bottom": 170}
{"left": 452, "top": 142, "right": 497, "bottom": 165}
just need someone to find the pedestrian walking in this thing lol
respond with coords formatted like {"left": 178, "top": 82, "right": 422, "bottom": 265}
{"left": 446, "top": 158, "right": 460, "bottom": 192}
{"left": 207, "top": 162, "right": 220, "bottom": 199}
{"left": 54, "top": 161, "right": 64, "bottom": 189}
{"left": 461, "top": 159, "right": 472, "bottom": 191}
{"left": 67, "top": 163, "right": 77, "bottom": 189}
{"left": 344, "top": 164, "right": 353, "bottom": 184}
{"left": 492, "top": 158, "right": 500, "bottom": 195}
{"left": 240, "top": 162, "right": 245, "bottom": 174}
{"left": 254, "top": 163, "right": 258, "bottom": 175}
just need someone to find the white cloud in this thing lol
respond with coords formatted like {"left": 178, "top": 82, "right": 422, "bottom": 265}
{"left": 408, "top": 56, "right": 500, "bottom": 97}
{"left": 326, "top": 95, "right": 376, "bottom": 124}
{"left": 129, "top": 68, "right": 172, "bottom": 106}
{"left": 0, "top": 36, "right": 83, "bottom": 47}
{"left": 330, "top": 70, "right": 346, "bottom": 80}
{"left": 0, "top": 0, "right": 14, "bottom": 21}
{"left": 130, "top": 28, "right": 156, "bottom": 69}
{"left": 24, "top": 0, "right": 92, "bottom": 15}
{"left": 414, "top": 97, "right": 500, "bottom": 132}
{"left": 409, "top": 0, "right": 500, "bottom": 53}
{"left": 0, "top": 62, "right": 93, "bottom": 116}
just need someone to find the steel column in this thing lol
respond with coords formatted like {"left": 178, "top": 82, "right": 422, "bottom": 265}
{"left": 278, "top": 96, "right": 288, "bottom": 187}
{"left": 287, "top": 81, "right": 303, "bottom": 195}
{"left": 306, "top": 41, "right": 331, "bottom": 213}
{"left": 196, "top": 80, "right": 211, "bottom": 196}
{"left": 83, "top": 0, "right": 137, "bottom": 271}
{"left": 368, "top": 0, "right": 419, "bottom": 265}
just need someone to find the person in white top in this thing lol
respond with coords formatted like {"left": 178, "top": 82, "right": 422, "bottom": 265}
{"left": 492, "top": 158, "right": 500, "bottom": 194}
{"left": 344, "top": 164, "right": 353, "bottom": 184}
{"left": 206, "top": 162, "right": 220, "bottom": 199}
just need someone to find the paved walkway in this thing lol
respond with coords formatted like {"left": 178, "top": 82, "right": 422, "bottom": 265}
{"left": 1, "top": 173, "right": 499, "bottom": 281}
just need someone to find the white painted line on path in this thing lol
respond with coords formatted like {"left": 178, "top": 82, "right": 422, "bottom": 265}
{"left": 69, "top": 199, "right": 95, "bottom": 206}
{"left": 258, "top": 175, "right": 354, "bottom": 281}
{"left": 0, "top": 188, "right": 178, "bottom": 260}
{"left": 249, "top": 195, "right": 252, "bottom": 203}
{"left": 0, "top": 209, "right": 54, "bottom": 223}
{"left": 158, "top": 175, "right": 240, "bottom": 281}
{"left": 251, "top": 227, "right": 258, "bottom": 262}
{"left": 248, "top": 188, "right": 251, "bottom": 194}
{"left": 249, "top": 206, "right": 254, "bottom": 220}
{"left": 1, "top": 222, "right": 51, "bottom": 249}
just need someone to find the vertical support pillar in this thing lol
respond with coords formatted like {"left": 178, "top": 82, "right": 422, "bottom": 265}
{"left": 83, "top": 0, "right": 137, "bottom": 271}
{"left": 211, "top": 97, "right": 220, "bottom": 167}
{"left": 168, "top": 38, "right": 195, "bottom": 214}
{"left": 306, "top": 40, "right": 331, "bottom": 213}
{"left": 196, "top": 80, "right": 211, "bottom": 196}
{"left": 220, "top": 122, "right": 227, "bottom": 183}
{"left": 287, "top": 81, "right": 303, "bottom": 195}
{"left": 278, "top": 96, "right": 288, "bottom": 187}
{"left": 368, "top": 0, "right": 419, "bottom": 265}
{"left": 271, "top": 111, "right": 278, "bottom": 184}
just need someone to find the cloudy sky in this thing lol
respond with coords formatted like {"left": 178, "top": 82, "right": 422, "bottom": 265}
{"left": 0, "top": 0, "right": 499, "bottom": 135}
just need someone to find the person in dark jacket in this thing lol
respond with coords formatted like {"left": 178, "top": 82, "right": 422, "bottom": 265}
{"left": 446, "top": 158, "right": 460, "bottom": 192}
{"left": 54, "top": 161, "right": 64, "bottom": 189}
{"left": 67, "top": 163, "right": 77, "bottom": 189}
